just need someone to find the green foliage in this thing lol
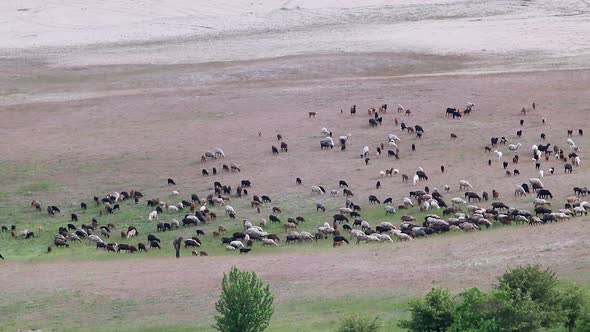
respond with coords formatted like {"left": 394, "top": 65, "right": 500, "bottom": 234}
{"left": 560, "top": 283, "right": 590, "bottom": 331}
{"left": 449, "top": 288, "right": 500, "bottom": 332}
{"left": 214, "top": 266, "right": 274, "bottom": 332}
{"left": 337, "top": 315, "right": 380, "bottom": 332}
{"left": 398, "top": 288, "right": 454, "bottom": 332}
{"left": 496, "top": 264, "right": 562, "bottom": 328}
{"left": 490, "top": 289, "right": 543, "bottom": 332}
{"left": 401, "top": 266, "right": 590, "bottom": 332}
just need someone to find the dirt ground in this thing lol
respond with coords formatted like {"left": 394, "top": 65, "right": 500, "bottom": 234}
{"left": 1, "top": 54, "right": 589, "bottom": 205}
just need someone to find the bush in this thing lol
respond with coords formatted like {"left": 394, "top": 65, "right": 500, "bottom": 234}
{"left": 337, "top": 315, "right": 380, "bottom": 332}
{"left": 496, "top": 264, "right": 562, "bottom": 328}
{"left": 214, "top": 266, "right": 274, "bottom": 332}
{"left": 560, "top": 283, "right": 590, "bottom": 331}
{"left": 399, "top": 288, "right": 454, "bottom": 332}
{"left": 449, "top": 288, "right": 542, "bottom": 332}
{"left": 449, "top": 288, "right": 500, "bottom": 332}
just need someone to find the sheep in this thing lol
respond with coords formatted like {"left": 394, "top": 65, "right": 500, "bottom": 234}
{"left": 412, "top": 174, "right": 419, "bottom": 186}
{"left": 539, "top": 170, "right": 544, "bottom": 178}
{"left": 311, "top": 186, "right": 325, "bottom": 195}
{"left": 574, "top": 206, "right": 587, "bottom": 216}
{"left": 225, "top": 205, "right": 236, "bottom": 216}
{"left": 361, "top": 146, "right": 370, "bottom": 158}
{"left": 172, "top": 190, "right": 180, "bottom": 196}
{"left": 494, "top": 150, "right": 503, "bottom": 160}
{"left": 67, "top": 233, "right": 82, "bottom": 242}
{"left": 451, "top": 197, "right": 467, "bottom": 206}
{"left": 459, "top": 180, "right": 473, "bottom": 190}
{"left": 148, "top": 211, "right": 158, "bottom": 221}
{"left": 508, "top": 143, "right": 522, "bottom": 152}
{"left": 403, "top": 197, "right": 414, "bottom": 207}
{"left": 167, "top": 205, "right": 179, "bottom": 212}
{"left": 320, "top": 137, "right": 334, "bottom": 149}
{"left": 388, "top": 134, "right": 401, "bottom": 142}
{"left": 229, "top": 240, "right": 244, "bottom": 249}
{"left": 126, "top": 229, "right": 137, "bottom": 239}
{"left": 339, "top": 134, "right": 351, "bottom": 145}
{"left": 339, "top": 207, "right": 353, "bottom": 215}
{"left": 384, "top": 206, "right": 396, "bottom": 215}
{"left": 393, "top": 231, "right": 412, "bottom": 241}
{"left": 514, "top": 185, "right": 527, "bottom": 197}
{"left": 262, "top": 238, "right": 279, "bottom": 246}
{"left": 225, "top": 245, "right": 237, "bottom": 251}
{"left": 284, "top": 222, "right": 298, "bottom": 231}
{"left": 214, "top": 147, "right": 225, "bottom": 158}
{"left": 321, "top": 127, "right": 331, "bottom": 136}
{"left": 529, "top": 178, "right": 544, "bottom": 188}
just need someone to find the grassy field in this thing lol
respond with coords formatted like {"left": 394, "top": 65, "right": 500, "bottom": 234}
{"left": 2, "top": 283, "right": 584, "bottom": 332}
{"left": 1, "top": 290, "right": 410, "bottom": 332}
{"left": 0, "top": 190, "right": 529, "bottom": 262}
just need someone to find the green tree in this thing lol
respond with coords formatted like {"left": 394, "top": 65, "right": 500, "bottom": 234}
{"left": 560, "top": 283, "right": 590, "bottom": 331}
{"left": 337, "top": 315, "right": 380, "bottom": 332}
{"left": 492, "top": 288, "right": 543, "bottom": 332}
{"left": 496, "top": 264, "right": 562, "bottom": 328}
{"left": 399, "top": 288, "right": 454, "bottom": 332}
{"left": 214, "top": 266, "right": 274, "bottom": 332}
{"left": 449, "top": 287, "right": 542, "bottom": 332}
{"left": 449, "top": 288, "right": 500, "bottom": 332}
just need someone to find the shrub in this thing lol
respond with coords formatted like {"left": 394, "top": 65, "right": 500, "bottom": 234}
{"left": 560, "top": 283, "right": 590, "bottom": 331}
{"left": 399, "top": 288, "right": 454, "bottom": 332}
{"left": 214, "top": 266, "right": 274, "bottom": 332}
{"left": 337, "top": 315, "right": 380, "bottom": 332}
{"left": 496, "top": 264, "right": 562, "bottom": 328}
{"left": 449, "top": 288, "right": 542, "bottom": 332}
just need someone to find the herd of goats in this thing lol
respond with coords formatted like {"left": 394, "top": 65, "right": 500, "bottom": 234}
{"left": 1, "top": 102, "right": 588, "bottom": 259}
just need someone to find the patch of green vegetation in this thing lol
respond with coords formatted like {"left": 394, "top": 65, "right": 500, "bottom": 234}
{"left": 17, "top": 181, "right": 53, "bottom": 194}
{"left": 1, "top": 194, "right": 580, "bottom": 262}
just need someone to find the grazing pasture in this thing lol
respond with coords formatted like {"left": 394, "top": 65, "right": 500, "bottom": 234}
{"left": 2, "top": 50, "right": 590, "bottom": 332}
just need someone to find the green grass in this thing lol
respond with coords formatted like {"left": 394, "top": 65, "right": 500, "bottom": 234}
{"left": 1, "top": 291, "right": 411, "bottom": 332}
{"left": 0, "top": 192, "right": 559, "bottom": 262}
{"left": 5, "top": 285, "right": 585, "bottom": 332}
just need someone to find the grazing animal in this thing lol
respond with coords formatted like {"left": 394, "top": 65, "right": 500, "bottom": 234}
{"left": 333, "top": 235, "right": 349, "bottom": 247}
{"left": 167, "top": 178, "right": 176, "bottom": 185}
{"left": 316, "top": 202, "right": 326, "bottom": 212}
